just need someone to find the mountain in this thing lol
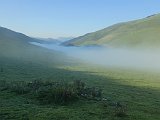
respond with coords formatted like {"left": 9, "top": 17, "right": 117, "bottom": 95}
{"left": 57, "top": 37, "right": 75, "bottom": 42}
{"left": 62, "top": 14, "right": 160, "bottom": 48}
{"left": 33, "top": 37, "right": 61, "bottom": 44}
{"left": 33, "top": 37, "right": 74, "bottom": 44}
{"left": 0, "top": 26, "right": 65, "bottom": 65}
{"left": 0, "top": 26, "right": 34, "bottom": 45}
{"left": 0, "top": 27, "right": 34, "bottom": 57}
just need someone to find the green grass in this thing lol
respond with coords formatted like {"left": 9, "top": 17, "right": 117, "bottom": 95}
{"left": 0, "top": 55, "right": 160, "bottom": 120}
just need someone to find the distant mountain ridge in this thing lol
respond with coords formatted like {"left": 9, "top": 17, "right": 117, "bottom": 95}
{"left": 33, "top": 38, "right": 61, "bottom": 44}
{"left": 62, "top": 13, "right": 160, "bottom": 48}
{"left": 33, "top": 37, "right": 74, "bottom": 44}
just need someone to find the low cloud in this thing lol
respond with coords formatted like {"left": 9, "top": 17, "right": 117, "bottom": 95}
{"left": 31, "top": 42, "right": 160, "bottom": 71}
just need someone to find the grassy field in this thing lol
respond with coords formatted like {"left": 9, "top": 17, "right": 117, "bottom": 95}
{"left": 0, "top": 53, "right": 160, "bottom": 120}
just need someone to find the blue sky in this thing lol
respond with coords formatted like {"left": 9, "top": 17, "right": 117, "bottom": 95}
{"left": 0, "top": 0, "right": 160, "bottom": 38}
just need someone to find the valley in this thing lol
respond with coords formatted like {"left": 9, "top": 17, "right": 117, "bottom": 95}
{"left": 0, "top": 13, "right": 160, "bottom": 120}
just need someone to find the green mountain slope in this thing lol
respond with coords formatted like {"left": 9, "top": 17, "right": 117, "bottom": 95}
{"left": 0, "top": 27, "right": 66, "bottom": 66}
{"left": 63, "top": 14, "right": 160, "bottom": 48}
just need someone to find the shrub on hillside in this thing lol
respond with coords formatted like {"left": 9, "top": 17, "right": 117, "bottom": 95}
{"left": 10, "top": 81, "right": 30, "bottom": 94}
{"left": 1, "top": 79, "right": 103, "bottom": 104}
{"left": 36, "top": 82, "right": 78, "bottom": 104}
{"left": 114, "top": 102, "right": 127, "bottom": 117}
{"left": 73, "top": 80, "right": 102, "bottom": 100}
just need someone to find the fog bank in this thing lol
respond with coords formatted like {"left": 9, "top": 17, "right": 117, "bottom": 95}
{"left": 30, "top": 42, "right": 160, "bottom": 71}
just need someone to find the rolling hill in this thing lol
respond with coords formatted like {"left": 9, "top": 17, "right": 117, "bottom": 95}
{"left": 0, "top": 26, "right": 67, "bottom": 67}
{"left": 62, "top": 13, "right": 160, "bottom": 48}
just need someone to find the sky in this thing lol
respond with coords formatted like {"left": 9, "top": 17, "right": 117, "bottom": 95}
{"left": 0, "top": 0, "right": 160, "bottom": 38}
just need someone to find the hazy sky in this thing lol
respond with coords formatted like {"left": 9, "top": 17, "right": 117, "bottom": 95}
{"left": 0, "top": 0, "right": 160, "bottom": 38}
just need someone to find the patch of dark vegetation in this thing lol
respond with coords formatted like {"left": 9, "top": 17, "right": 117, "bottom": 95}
{"left": 0, "top": 66, "right": 3, "bottom": 72}
{"left": 0, "top": 80, "right": 103, "bottom": 104}
{"left": 114, "top": 102, "right": 127, "bottom": 117}
{"left": 101, "top": 99, "right": 127, "bottom": 118}
{"left": 35, "top": 81, "right": 78, "bottom": 105}
{"left": 73, "top": 80, "right": 102, "bottom": 100}
{"left": 0, "top": 80, "right": 127, "bottom": 118}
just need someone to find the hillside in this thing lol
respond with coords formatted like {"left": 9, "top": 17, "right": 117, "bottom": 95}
{"left": 0, "top": 27, "right": 68, "bottom": 67}
{"left": 62, "top": 14, "right": 160, "bottom": 48}
{"left": 0, "top": 27, "right": 33, "bottom": 56}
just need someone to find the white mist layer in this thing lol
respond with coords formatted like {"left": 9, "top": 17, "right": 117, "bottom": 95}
{"left": 30, "top": 42, "right": 160, "bottom": 71}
